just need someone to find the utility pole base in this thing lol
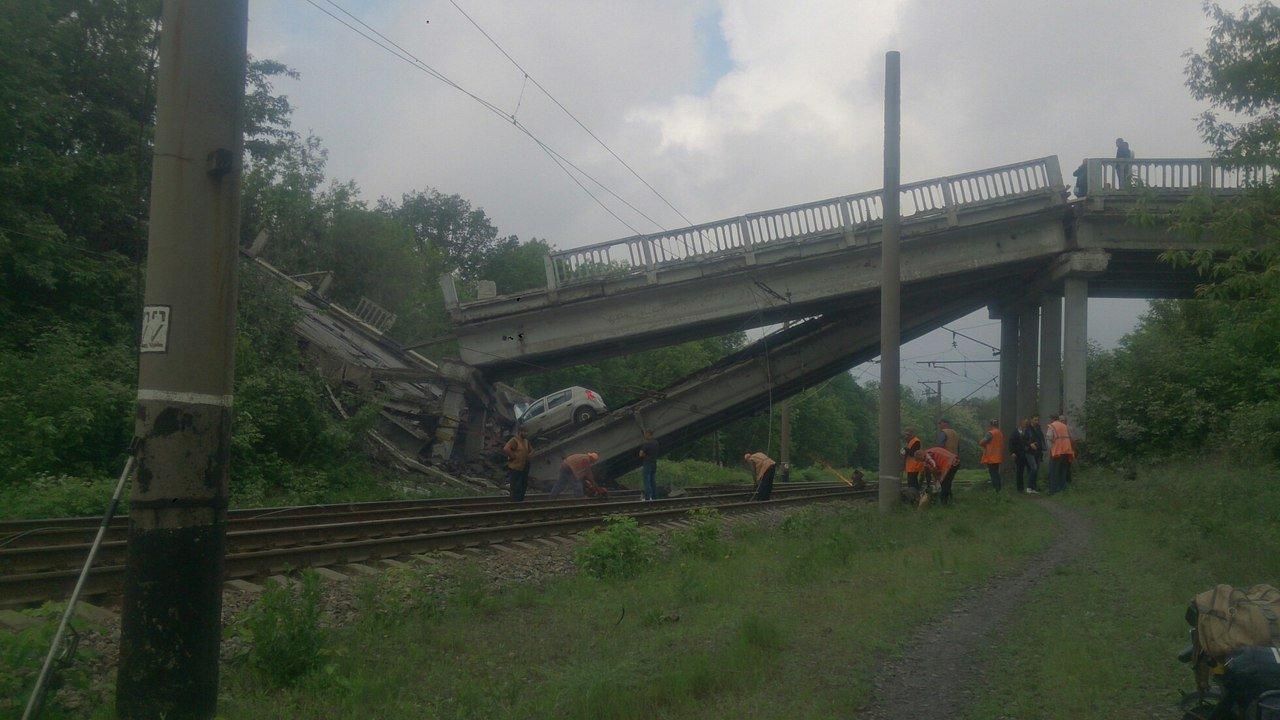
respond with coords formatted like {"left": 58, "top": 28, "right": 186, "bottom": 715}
{"left": 116, "top": 523, "right": 225, "bottom": 719}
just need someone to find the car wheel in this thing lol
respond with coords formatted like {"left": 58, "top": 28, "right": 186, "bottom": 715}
{"left": 573, "top": 406, "right": 598, "bottom": 427}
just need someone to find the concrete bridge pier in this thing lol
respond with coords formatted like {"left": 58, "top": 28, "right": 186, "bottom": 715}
{"left": 1038, "top": 296, "right": 1063, "bottom": 420}
{"left": 1062, "top": 277, "right": 1089, "bottom": 440}
{"left": 1016, "top": 305, "right": 1040, "bottom": 426}
{"left": 997, "top": 310, "right": 1019, "bottom": 476}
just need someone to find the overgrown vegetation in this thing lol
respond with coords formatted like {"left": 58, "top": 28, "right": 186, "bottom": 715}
{"left": 574, "top": 515, "right": 659, "bottom": 580}
{"left": 0, "top": 605, "right": 104, "bottom": 719}
{"left": 216, "top": 490, "right": 1052, "bottom": 718}
{"left": 238, "top": 572, "right": 327, "bottom": 687}
{"left": 966, "top": 459, "right": 1280, "bottom": 719}
{"left": 671, "top": 507, "right": 724, "bottom": 558}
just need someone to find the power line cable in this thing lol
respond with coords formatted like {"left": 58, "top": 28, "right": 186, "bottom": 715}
{"left": 304, "top": 0, "right": 654, "bottom": 236}
{"left": 447, "top": 0, "right": 698, "bottom": 229}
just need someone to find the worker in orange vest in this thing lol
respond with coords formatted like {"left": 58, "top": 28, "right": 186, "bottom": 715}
{"left": 918, "top": 445, "right": 960, "bottom": 505}
{"left": 550, "top": 451, "right": 604, "bottom": 499}
{"left": 743, "top": 452, "right": 777, "bottom": 501}
{"left": 902, "top": 428, "right": 924, "bottom": 490}
{"left": 1046, "top": 414, "right": 1076, "bottom": 494}
{"left": 979, "top": 419, "right": 1004, "bottom": 491}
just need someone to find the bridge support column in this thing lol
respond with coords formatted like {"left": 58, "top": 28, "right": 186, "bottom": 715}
{"left": 1016, "top": 305, "right": 1039, "bottom": 424}
{"left": 432, "top": 387, "right": 468, "bottom": 461}
{"left": 998, "top": 312, "right": 1019, "bottom": 478}
{"left": 1038, "top": 296, "right": 1062, "bottom": 420}
{"left": 1062, "top": 277, "right": 1088, "bottom": 439}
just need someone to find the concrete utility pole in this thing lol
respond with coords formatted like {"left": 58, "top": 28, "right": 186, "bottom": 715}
{"left": 116, "top": 2, "right": 248, "bottom": 718}
{"left": 877, "top": 51, "right": 902, "bottom": 513}
{"left": 779, "top": 321, "right": 792, "bottom": 470}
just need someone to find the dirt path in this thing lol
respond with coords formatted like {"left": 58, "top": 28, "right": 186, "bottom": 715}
{"left": 859, "top": 499, "right": 1094, "bottom": 720}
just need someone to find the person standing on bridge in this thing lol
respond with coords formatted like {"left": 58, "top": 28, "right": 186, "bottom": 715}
{"left": 550, "top": 451, "right": 603, "bottom": 499}
{"left": 902, "top": 428, "right": 924, "bottom": 490}
{"left": 743, "top": 452, "right": 777, "bottom": 501}
{"left": 637, "top": 430, "right": 660, "bottom": 500}
{"left": 1046, "top": 414, "right": 1076, "bottom": 494}
{"left": 936, "top": 418, "right": 960, "bottom": 455}
{"left": 979, "top": 419, "right": 1004, "bottom": 491}
{"left": 502, "top": 426, "right": 534, "bottom": 502}
{"left": 1115, "top": 138, "right": 1134, "bottom": 189}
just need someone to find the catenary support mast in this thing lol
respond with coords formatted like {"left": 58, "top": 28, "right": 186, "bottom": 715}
{"left": 877, "top": 51, "right": 902, "bottom": 512}
{"left": 116, "top": 1, "right": 249, "bottom": 717}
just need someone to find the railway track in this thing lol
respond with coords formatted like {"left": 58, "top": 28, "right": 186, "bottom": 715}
{"left": 1, "top": 483, "right": 869, "bottom": 608}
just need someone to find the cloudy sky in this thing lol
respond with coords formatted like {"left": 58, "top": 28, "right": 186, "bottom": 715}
{"left": 247, "top": 0, "right": 1238, "bottom": 400}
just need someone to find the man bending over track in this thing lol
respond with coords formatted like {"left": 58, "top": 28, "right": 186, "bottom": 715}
{"left": 918, "top": 445, "right": 960, "bottom": 506}
{"left": 743, "top": 452, "right": 777, "bottom": 501}
{"left": 549, "top": 452, "right": 605, "bottom": 499}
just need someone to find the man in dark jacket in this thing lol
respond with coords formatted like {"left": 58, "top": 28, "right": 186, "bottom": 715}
{"left": 1029, "top": 415, "right": 1047, "bottom": 466}
{"left": 1011, "top": 419, "right": 1040, "bottom": 494}
{"left": 1115, "top": 138, "right": 1134, "bottom": 188}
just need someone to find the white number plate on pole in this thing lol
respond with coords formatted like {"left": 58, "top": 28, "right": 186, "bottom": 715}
{"left": 140, "top": 305, "right": 171, "bottom": 353}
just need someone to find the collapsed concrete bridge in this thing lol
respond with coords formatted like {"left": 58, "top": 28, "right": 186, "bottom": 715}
{"left": 442, "top": 156, "right": 1272, "bottom": 483}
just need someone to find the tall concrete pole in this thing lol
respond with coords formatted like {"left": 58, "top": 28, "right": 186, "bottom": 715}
{"left": 1062, "top": 278, "right": 1089, "bottom": 439}
{"left": 877, "top": 51, "right": 902, "bottom": 513}
{"left": 779, "top": 322, "right": 792, "bottom": 470}
{"left": 116, "top": 2, "right": 248, "bottom": 717}
{"left": 1038, "top": 296, "right": 1062, "bottom": 420}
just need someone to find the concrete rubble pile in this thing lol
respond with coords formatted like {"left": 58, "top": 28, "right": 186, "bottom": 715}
{"left": 244, "top": 251, "right": 527, "bottom": 491}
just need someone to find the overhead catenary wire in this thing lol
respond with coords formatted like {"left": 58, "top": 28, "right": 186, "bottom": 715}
{"left": 446, "top": 0, "right": 699, "bottom": 229}
{"left": 304, "top": 0, "right": 661, "bottom": 237}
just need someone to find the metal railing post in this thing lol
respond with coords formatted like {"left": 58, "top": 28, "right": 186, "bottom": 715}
{"left": 641, "top": 237, "right": 657, "bottom": 283}
{"left": 738, "top": 216, "right": 756, "bottom": 265}
{"left": 940, "top": 180, "right": 959, "bottom": 226}
{"left": 544, "top": 255, "right": 559, "bottom": 294}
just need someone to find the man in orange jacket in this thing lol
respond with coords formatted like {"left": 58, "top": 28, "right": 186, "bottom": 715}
{"left": 979, "top": 419, "right": 1004, "bottom": 491}
{"left": 1046, "top": 414, "right": 1076, "bottom": 494}
{"left": 919, "top": 445, "right": 960, "bottom": 506}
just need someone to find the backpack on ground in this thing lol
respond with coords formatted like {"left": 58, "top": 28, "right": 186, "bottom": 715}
{"left": 1188, "top": 585, "right": 1280, "bottom": 662}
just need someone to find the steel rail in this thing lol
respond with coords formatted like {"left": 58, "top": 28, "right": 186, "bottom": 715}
{"left": 0, "top": 485, "right": 849, "bottom": 574}
{"left": 0, "top": 481, "right": 840, "bottom": 536}
{"left": 1, "top": 487, "right": 869, "bottom": 607}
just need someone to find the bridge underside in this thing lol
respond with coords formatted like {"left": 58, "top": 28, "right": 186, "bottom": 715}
{"left": 525, "top": 272, "right": 1019, "bottom": 483}
{"left": 454, "top": 156, "right": 1244, "bottom": 480}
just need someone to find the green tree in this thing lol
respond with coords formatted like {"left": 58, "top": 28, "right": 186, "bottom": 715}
{"left": 1186, "top": 1, "right": 1280, "bottom": 163}
{"left": 1086, "top": 2, "right": 1280, "bottom": 462}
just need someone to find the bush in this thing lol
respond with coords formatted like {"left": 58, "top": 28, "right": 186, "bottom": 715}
{"left": 671, "top": 507, "right": 723, "bottom": 558}
{"left": 0, "top": 607, "right": 99, "bottom": 718}
{"left": 240, "top": 571, "right": 326, "bottom": 686}
{"left": 575, "top": 515, "right": 657, "bottom": 580}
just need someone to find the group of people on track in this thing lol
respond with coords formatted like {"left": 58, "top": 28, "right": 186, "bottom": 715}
{"left": 499, "top": 425, "right": 778, "bottom": 503}
{"left": 901, "top": 413, "right": 1077, "bottom": 506}
{"left": 501, "top": 410, "right": 1078, "bottom": 506}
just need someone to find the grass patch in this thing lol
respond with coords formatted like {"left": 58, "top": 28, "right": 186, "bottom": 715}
{"left": 965, "top": 458, "right": 1280, "bottom": 719}
{"left": 217, "top": 485, "right": 1054, "bottom": 719}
